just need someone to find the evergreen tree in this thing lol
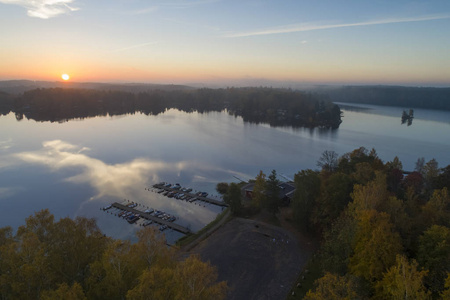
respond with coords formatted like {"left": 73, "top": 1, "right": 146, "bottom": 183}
{"left": 265, "top": 170, "right": 281, "bottom": 215}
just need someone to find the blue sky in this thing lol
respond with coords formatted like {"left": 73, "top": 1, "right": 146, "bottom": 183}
{"left": 0, "top": 0, "right": 449, "bottom": 86}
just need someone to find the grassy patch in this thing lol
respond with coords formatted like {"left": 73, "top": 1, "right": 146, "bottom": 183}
{"left": 175, "top": 207, "right": 230, "bottom": 248}
{"left": 286, "top": 254, "right": 323, "bottom": 299}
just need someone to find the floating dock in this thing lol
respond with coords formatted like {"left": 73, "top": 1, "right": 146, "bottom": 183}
{"left": 111, "top": 202, "right": 190, "bottom": 234}
{"left": 153, "top": 183, "right": 228, "bottom": 207}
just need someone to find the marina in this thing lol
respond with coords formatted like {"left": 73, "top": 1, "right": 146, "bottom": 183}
{"left": 151, "top": 182, "right": 229, "bottom": 207}
{"left": 103, "top": 201, "right": 191, "bottom": 234}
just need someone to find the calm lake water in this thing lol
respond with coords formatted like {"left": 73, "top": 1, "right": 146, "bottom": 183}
{"left": 1, "top": 103, "right": 449, "bottom": 242}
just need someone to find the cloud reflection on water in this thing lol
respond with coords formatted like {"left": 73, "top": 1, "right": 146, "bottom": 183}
{"left": 16, "top": 140, "right": 187, "bottom": 199}
{"left": 13, "top": 140, "right": 229, "bottom": 232}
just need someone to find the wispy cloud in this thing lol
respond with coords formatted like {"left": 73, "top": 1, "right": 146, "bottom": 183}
{"left": 0, "top": 0, "right": 79, "bottom": 19}
{"left": 126, "top": 6, "right": 158, "bottom": 15}
{"left": 225, "top": 15, "right": 450, "bottom": 38}
{"left": 110, "top": 41, "right": 159, "bottom": 53}
{"left": 161, "top": 0, "right": 220, "bottom": 9}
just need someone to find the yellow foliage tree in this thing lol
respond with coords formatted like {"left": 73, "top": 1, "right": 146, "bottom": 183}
{"left": 127, "top": 255, "right": 227, "bottom": 300}
{"left": 441, "top": 273, "right": 450, "bottom": 300}
{"left": 350, "top": 172, "right": 388, "bottom": 215}
{"left": 41, "top": 282, "right": 87, "bottom": 300}
{"left": 375, "top": 255, "right": 430, "bottom": 299}
{"left": 304, "top": 272, "right": 358, "bottom": 300}
{"left": 422, "top": 188, "right": 450, "bottom": 227}
{"left": 349, "top": 210, "right": 402, "bottom": 281}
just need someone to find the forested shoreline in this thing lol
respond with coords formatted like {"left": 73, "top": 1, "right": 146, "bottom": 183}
{"left": 0, "top": 87, "right": 342, "bottom": 129}
{"left": 322, "top": 86, "right": 450, "bottom": 110}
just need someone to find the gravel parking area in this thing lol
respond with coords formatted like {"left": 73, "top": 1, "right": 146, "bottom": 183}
{"left": 190, "top": 218, "right": 312, "bottom": 300}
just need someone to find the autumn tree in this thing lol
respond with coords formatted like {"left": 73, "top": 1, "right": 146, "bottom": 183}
{"left": 349, "top": 210, "right": 402, "bottom": 281}
{"left": 0, "top": 231, "right": 53, "bottom": 300}
{"left": 422, "top": 188, "right": 450, "bottom": 228}
{"left": 127, "top": 255, "right": 227, "bottom": 300}
{"left": 85, "top": 240, "right": 142, "bottom": 300}
{"left": 337, "top": 147, "right": 384, "bottom": 175}
{"left": 349, "top": 172, "right": 389, "bottom": 214}
{"left": 304, "top": 272, "right": 358, "bottom": 300}
{"left": 126, "top": 265, "right": 176, "bottom": 300}
{"left": 173, "top": 255, "right": 227, "bottom": 300}
{"left": 375, "top": 255, "right": 430, "bottom": 299}
{"left": 47, "top": 216, "right": 108, "bottom": 285}
{"left": 403, "top": 171, "right": 424, "bottom": 195}
{"left": 41, "top": 282, "right": 87, "bottom": 300}
{"left": 441, "top": 273, "right": 450, "bottom": 299}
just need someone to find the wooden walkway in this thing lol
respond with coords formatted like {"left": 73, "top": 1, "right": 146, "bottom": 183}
{"left": 111, "top": 202, "right": 190, "bottom": 234}
{"left": 153, "top": 184, "right": 228, "bottom": 207}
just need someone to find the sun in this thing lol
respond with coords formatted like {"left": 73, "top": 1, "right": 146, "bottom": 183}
{"left": 61, "top": 74, "right": 70, "bottom": 81}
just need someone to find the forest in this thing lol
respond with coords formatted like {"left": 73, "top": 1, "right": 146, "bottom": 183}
{"left": 0, "top": 214, "right": 227, "bottom": 300}
{"left": 0, "top": 87, "right": 342, "bottom": 129}
{"left": 288, "top": 148, "right": 450, "bottom": 299}
{"left": 216, "top": 147, "right": 450, "bottom": 299}
{"left": 322, "top": 86, "right": 450, "bottom": 110}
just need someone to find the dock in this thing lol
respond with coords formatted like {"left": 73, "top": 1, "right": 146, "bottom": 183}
{"left": 153, "top": 183, "right": 228, "bottom": 207}
{"left": 111, "top": 202, "right": 190, "bottom": 234}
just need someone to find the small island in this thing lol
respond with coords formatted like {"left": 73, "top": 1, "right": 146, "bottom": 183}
{"left": 401, "top": 108, "right": 414, "bottom": 126}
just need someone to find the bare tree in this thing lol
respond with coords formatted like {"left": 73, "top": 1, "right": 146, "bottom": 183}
{"left": 317, "top": 150, "right": 339, "bottom": 172}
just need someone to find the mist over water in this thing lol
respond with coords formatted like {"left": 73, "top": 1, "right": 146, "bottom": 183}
{"left": 1, "top": 104, "right": 449, "bottom": 241}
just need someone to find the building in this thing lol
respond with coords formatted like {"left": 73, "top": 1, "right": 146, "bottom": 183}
{"left": 242, "top": 181, "right": 296, "bottom": 206}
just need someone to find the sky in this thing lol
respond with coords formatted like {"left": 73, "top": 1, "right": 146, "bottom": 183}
{"left": 0, "top": 0, "right": 449, "bottom": 86}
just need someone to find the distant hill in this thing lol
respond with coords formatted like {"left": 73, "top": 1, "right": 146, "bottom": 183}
{"left": 0, "top": 80, "right": 194, "bottom": 94}
{"left": 318, "top": 85, "right": 450, "bottom": 110}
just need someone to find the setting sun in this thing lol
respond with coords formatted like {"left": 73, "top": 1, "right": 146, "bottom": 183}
{"left": 61, "top": 74, "right": 70, "bottom": 81}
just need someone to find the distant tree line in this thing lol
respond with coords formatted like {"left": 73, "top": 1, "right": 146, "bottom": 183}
{"left": 0, "top": 211, "right": 227, "bottom": 300}
{"left": 289, "top": 147, "right": 450, "bottom": 299}
{"left": 322, "top": 86, "right": 450, "bottom": 110}
{"left": 0, "top": 87, "right": 342, "bottom": 128}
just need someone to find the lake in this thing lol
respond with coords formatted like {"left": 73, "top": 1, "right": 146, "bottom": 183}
{"left": 1, "top": 103, "right": 449, "bottom": 242}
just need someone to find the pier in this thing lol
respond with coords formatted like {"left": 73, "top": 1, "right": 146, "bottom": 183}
{"left": 111, "top": 202, "right": 190, "bottom": 234}
{"left": 153, "top": 183, "right": 229, "bottom": 207}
